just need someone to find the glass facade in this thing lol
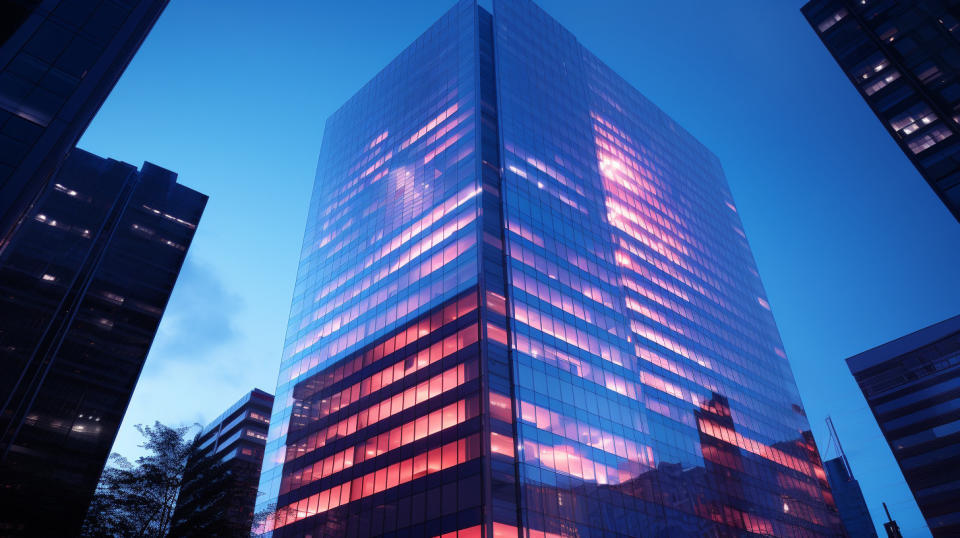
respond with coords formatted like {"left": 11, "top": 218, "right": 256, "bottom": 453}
{"left": 257, "top": 1, "right": 843, "bottom": 536}
{"left": 0, "top": 148, "right": 206, "bottom": 536}
{"left": 847, "top": 315, "right": 960, "bottom": 537}
{"left": 802, "top": 0, "right": 960, "bottom": 224}
{"left": 0, "top": 0, "right": 168, "bottom": 246}
{"left": 256, "top": 2, "right": 484, "bottom": 535}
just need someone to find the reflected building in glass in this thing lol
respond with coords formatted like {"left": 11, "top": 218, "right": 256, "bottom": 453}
{"left": 802, "top": 0, "right": 960, "bottom": 223}
{"left": 847, "top": 315, "right": 960, "bottom": 537}
{"left": 0, "top": 149, "right": 205, "bottom": 536}
{"left": 257, "top": 1, "right": 843, "bottom": 536}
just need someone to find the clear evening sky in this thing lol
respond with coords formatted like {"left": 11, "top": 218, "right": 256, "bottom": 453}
{"left": 77, "top": 2, "right": 960, "bottom": 536}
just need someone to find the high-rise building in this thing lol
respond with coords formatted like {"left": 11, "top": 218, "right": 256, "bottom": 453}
{"left": 823, "top": 457, "right": 877, "bottom": 537}
{"left": 0, "top": 0, "right": 169, "bottom": 247}
{"left": 172, "top": 389, "right": 274, "bottom": 535}
{"left": 256, "top": 1, "right": 843, "bottom": 536}
{"left": 801, "top": 0, "right": 960, "bottom": 224}
{"left": 0, "top": 148, "right": 206, "bottom": 536}
{"left": 847, "top": 315, "right": 960, "bottom": 537}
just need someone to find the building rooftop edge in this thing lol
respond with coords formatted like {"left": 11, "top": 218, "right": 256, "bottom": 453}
{"left": 201, "top": 388, "right": 275, "bottom": 436}
{"left": 846, "top": 314, "right": 960, "bottom": 373}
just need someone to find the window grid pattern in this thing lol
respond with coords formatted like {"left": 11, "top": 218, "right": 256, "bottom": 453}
{"left": 258, "top": 1, "right": 846, "bottom": 536}
{"left": 257, "top": 2, "right": 487, "bottom": 536}
{"left": 493, "top": 0, "right": 842, "bottom": 536}
{"left": 803, "top": 0, "right": 960, "bottom": 223}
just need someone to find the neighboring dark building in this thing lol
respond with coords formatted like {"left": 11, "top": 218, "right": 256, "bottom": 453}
{"left": 172, "top": 389, "right": 274, "bottom": 536}
{"left": 847, "top": 315, "right": 960, "bottom": 537}
{"left": 802, "top": 0, "right": 960, "bottom": 223}
{"left": 0, "top": 148, "right": 206, "bottom": 536}
{"left": 824, "top": 457, "right": 877, "bottom": 537}
{"left": 0, "top": 0, "right": 169, "bottom": 247}
{"left": 255, "top": 1, "right": 843, "bottom": 536}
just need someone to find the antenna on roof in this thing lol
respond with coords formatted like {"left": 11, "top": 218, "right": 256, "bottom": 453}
{"left": 826, "top": 415, "right": 853, "bottom": 478}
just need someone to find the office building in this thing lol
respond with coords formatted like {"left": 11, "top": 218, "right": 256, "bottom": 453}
{"left": 0, "top": 0, "right": 169, "bottom": 246}
{"left": 0, "top": 148, "right": 206, "bottom": 536}
{"left": 847, "top": 315, "right": 960, "bottom": 537}
{"left": 256, "top": 1, "right": 844, "bottom": 536}
{"left": 823, "top": 457, "right": 877, "bottom": 537}
{"left": 802, "top": 0, "right": 960, "bottom": 223}
{"left": 172, "top": 389, "right": 274, "bottom": 535}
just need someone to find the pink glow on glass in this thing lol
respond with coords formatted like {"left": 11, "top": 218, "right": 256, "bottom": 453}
{"left": 636, "top": 346, "right": 719, "bottom": 393}
{"left": 368, "top": 130, "right": 389, "bottom": 150}
{"left": 698, "top": 417, "right": 814, "bottom": 477}
{"left": 622, "top": 277, "right": 692, "bottom": 322}
{"left": 518, "top": 399, "right": 651, "bottom": 467}
{"left": 401, "top": 103, "right": 459, "bottom": 150}
{"left": 512, "top": 302, "right": 625, "bottom": 367}
{"left": 487, "top": 323, "right": 509, "bottom": 346}
{"left": 293, "top": 231, "right": 475, "bottom": 357}
{"left": 615, "top": 251, "right": 686, "bottom": 301}
{"left": 522, "top": 155, "right": 584, "bottom": 196}
{"left": 424, "top": 130, "right": 464, "bottom": 165}
{"left": 294, "top": 272, "right": 475, "bottom": 373}
{"left": 639, "top": 370, "right": 706, "bottom": 409}
{"left": 490, "top": 432, "right": 515, "bottom": 458}
{"left": 449, "top": 523, "right": 564, "bottom": 538}
{"left": 281, "top": 396, "right": 477, "bottom": 495}
{"left": 521, "top": 439, "right": 644, "bottom": 486}
{"left": 508, "top": 240, "right": 618, "bottom": 302}
{"left": 489, "top": 391, "right": 513, "bottom": 423}
{"left": 313, "top": 186, "right": 480, "bottom": 298}
{"left": 267, "top": 433, "right": 482, "bottom": 531}
{"left": 360, "top": 151, "right": 394, "bottom": 181}
{"left": 511, "top": 271, "right": 599, "bottom": 325}
{"left": 313, "top": 211, "right": 475, "bottom": 323}
{"left": 513, "top": 334, "right": 643, "bottom": 407}
{"left": 296, "top": 324, "right": 478, "bottom": 420}
{"left": 505, "top": 217, "right": 545, "bottom": 247}
{"left": 486, "top": 290, "right": 507, "bottom": 316}
{"left": 284, "top": 360, "right": 477, "bottom": 462}
{"left": 606, "top": 198, "right": 693, "bottom": 257}
{"left": 434, "top": 525, "right": 483, "bottom": 538}
{"left": 616, "top": 238, "right": 722, "bottom": 306}
{"left": 624, "top": 296, "right": 693, "bottom": 339}
{"left": 292, "top": 294, "right": 477, "bottom": 393}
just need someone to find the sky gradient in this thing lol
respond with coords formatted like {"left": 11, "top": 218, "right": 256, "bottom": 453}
{"left": 77, "top": 2, "right": 960, "bottom": 536}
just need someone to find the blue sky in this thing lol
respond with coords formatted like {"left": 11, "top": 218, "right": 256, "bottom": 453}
{"left": 78, "top": 1, "right": 960, "bottom": 536}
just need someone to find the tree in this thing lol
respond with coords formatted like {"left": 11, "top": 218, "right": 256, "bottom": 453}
{"left": 81, "top": 422, "right": 195, "bottom": 537}
{"left": 81, "top": 421, "right": 262, "bottom": 537}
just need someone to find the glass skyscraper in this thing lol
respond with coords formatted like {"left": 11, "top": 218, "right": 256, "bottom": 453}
{"left": 0, "top": 148, "right": 205, "bottom": 536}
{"left": 847, "top": 315, "right": 960, "bottom": 537}
{"left": 257, "top": 1, "right": 843, "bottom": 536}
{"left": 802, "top": 0, "right": 960, "bottom": 224}
{"left": 0, "top": 0, "right": 169, "bottom": 247}
{"left": 1, "top": 2, "right": 198, "bottom": 535}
